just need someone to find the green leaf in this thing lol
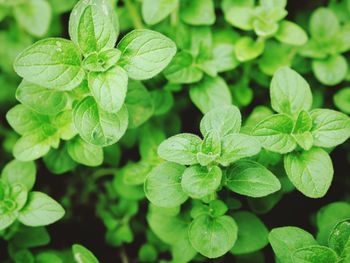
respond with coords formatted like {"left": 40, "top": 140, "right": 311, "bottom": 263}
{"left": 142, "top": 0, "right": 178, "bottom": 25}
{"left": 14, "top": 38, "right": 85, "bottom": 90}
{"left": 292, "top": 110, "right": 314, "bottom": 151}
{"left": 13, "top": 127, "right": 56, "bottom": 161}
{"left": 0, "top": 213, "right": 17, "bottom": 231}
{"left": 180, "top": 0, "right": 215, "bottom": 25}
{"left": 83, "top": 49, "right": 121, "bottom": 72}
{"left": 164, "top": 51, "right": 203, "bottom": 84}
{"left": 18, "top": 192, "right": 65, "bottom": 226}
{"left": 270, "top": 67, "right": 312, "bottom": 116}
{"left": 189, "top": 76, "right": 232, "bottom": 114}
{"left": 292, "top": 245, "right": 338, "bottom": 263}
{"left": 88, "top": 66, "right": 128, "bottom": 113}
{"left": 312, "top": 55, "right": 348, "bottom": 86}
{"left": 224, "top": 6, "right": 254, "bottom": 30}
{"left": 157, "top": 133, "right": 202, "bottom": 165}
{"left": 225, "top": 160, "right": 281, "bottom": 197}
{"left": 231, "top": 211, "right": 269, "bottom": 255}
{"left": 316, "top": 202, "right": 350, "bottom": 245}
{"left": 310, "top": 7, "right": 340, "bottom": 41}
{"left": 36, "top": 252, "right": 62, "bottom": 263}
{"left": 144, "top": 162, "right": 188, "bottom": 207}
{"left": 125, "top": 80, "right": 154, "bottom": 129}
{"left": 310, "top": 109, "right": 350, "bottom": 148}
{"left": 1, "top": 160, "right": 36, "bottom": 191}
{"left": 122, "top": 160, "right": 151, "bottom": 186}
{"left": 269, "top": 226, "right": 318, "bottom": 263}
{"left": 72, "top": 244, "right": 99, "bottom": 263}
{"left": 73, "top": 96, "right": 128, "bottom": 146}
{"left": 68, "top": 0, "right": 119, "bottom": 56}
{"left": 181, "top": 165, "right": 222, "bottom": 199}
{"left": 12, "top": 226, "right": 50, "bottom": 248}
{"left": 43, "top": 146, "right": 77, "bottom": 174}
{"left": 16, "top": 81, "right": 68, "bottom": 116}
{"left": 328, "top": 219, "right": 350, "bottom": 261}
{"left": 252, "top": 114, "right": 296, "bottom": 154}
{"left": 275, "top": 21, "right": 308, "bottom": 46}
{"left": 13, "top": 0, "right": 51, "bottom": 37}
{"left": 150, "top": 90, "right": 173, "bottom": 116}
{"left": 200, "top": 105, "right": 241, "bottom": 137}
{"left": 67, "top": 137, "right": 103, "bottom": 167}
{"left": 219, "top": 134, "right": 261, "bottom": 166}
{"left": 6, "top": 105, "right": 48, "bottom": 136}
{"left": 334, "top": 87, "right": 350, "bottom": 114}
{"left": 198, "top": 131, "right": 221, "bottom": 165}
{"left": 117, "top": 29, "right": 176, "bottom": 80}
{"left": 235, "top": 37, "right": 265, "bottom": 62}
{"left": 284, "top": 148, "right": 333, "bottom": 198}
{"left": 189, "top": 214, "right": 238, "bottom": 258}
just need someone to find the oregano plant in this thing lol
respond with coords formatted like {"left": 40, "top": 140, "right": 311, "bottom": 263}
{"left": 0, "top": 0, "right": 350, "bottom": 262}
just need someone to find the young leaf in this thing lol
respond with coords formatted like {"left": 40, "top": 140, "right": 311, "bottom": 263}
{"left": 125, "top": 80, "right": 154, "bottom": 129}
{"left": 144, "top": 162, "right": 188, "bottom": 207}
{"left": 231, "top": 211, "right": 269, "bottom": 255}
{"left": 83, "top": 49, "right": 121, "bottom": 72}
{"left": 310, "top": 109, "right": 350, "bottom": 148}
{"left": 180, "top": 0, "right": 215, "bottom": 26}
{"left": 316, "top": 202, "right": 350, "bottom": 245}
{"left": 292, "top": 245, "right": 338, "bottom": 263}
{"left": 18, "top": 192, "right": 65, "bottom": 226}
{"left": 189, "top": 76, "right": 232, "bottom": 114}
{"left": 73, "top": 96, "right": 128, "bottom": 146}
{"left": 14, "top": 38, "right": 85, "bottom": 90}
{"left": 334, "top": 87, "right": 350, "bottom": 114}
{"left": 270, "top": 67, "right": 312, "bottom": 116}
{"left": 72, "top": 244, "right": 99, "bottom": 263}
{"left": 6, "top": 105, "right": 48, "bottom": 136}
{"left": 163, "top": 51, "right": 203, "bottom": 84}
{"left": 312, "top": 55, "right": 348, "bottom": 86}
{"left": 13, "top": 127, "right": 55, "bottom": 161}
{"left": 225, "top": 160, "right": 281, "bottom": 198}
{"left": 200, "top": 105, "right": 241, "bottom": 137}
{"left": 117, "top": 29, "right": 176, "bottom": 80}
{"left": 88, "top": 66, "right": 128, "bottom": 113}
{"left": 69, "top": 0, "right": 119, "bottom": 55}
{"left": 67, "top": 137, "right": 103, "bottom": 167}
{"left": 269, "top": 226, "right": 318, "bottom": 263}
{"left": 1, "top": 160, "right": 36, "bottom": 191}
{"left": 252, "top": 114, "right": 296, "bottom": 154}
{"left": 235, "top": 37, "right": 265, "bottom": 62}
{"left": 328, "top": 219, "right": 350, "bottom": 261}
{"left": 275, "top": 21, "right": 308, "bottom": 46}
{"left": 219, "top": 134, "right": 261, "bottom": 166}
{"left": 310, "top": 7, "right": 340, "bottom": 41}
{"left": 16, "top": 81, "right": 68, "bottom": 116}
{"left": 13, "top": 0, "right": 51, "bottom": 37}
{"left": 181, "top": 165, "right": 222, "bottom": 199}
{"left": 188, "top": 214, "right": 238, "bottom": 258}
{"left": 157, "top": 133, "right": 202, "bottom": 165}
{"left": 142, "top": 0, "right": 179, "bottom": 25}
{"left": 284, "top": 148, "right": 333, "bottom": 198}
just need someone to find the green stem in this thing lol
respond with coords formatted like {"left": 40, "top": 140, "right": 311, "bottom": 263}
{"left": 124, "top": 0, "right": 144, "bottom": 29}
{"left": 92, "top": 168, "right": 118, "bottom": 180}
{"left": 170, "top": 7, "right": 179, "bottom": 27}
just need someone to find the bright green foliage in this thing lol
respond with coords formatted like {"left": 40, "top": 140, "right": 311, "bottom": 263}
{"left": 299, "top": 7, "right": 350, "bottom": 85}
{"left": 9, "top": 0, "right": 176, "bottom": 161}
{"left": 222, "top": 0, "right": 307, "bottom": 61}
{"left": 72, "top": 244, "right": 100, "bottom": 263}
{"left": 188, "top": 214, "right": 238, "bottom": 258}
{"left": 252, "top": 67, "right": 350, "bottom": 198}
{"left": 1, "top": 0, "right": 350, "bottom": 262}
{"left": 0, "top": 160, "right": 64, "bottom": 230}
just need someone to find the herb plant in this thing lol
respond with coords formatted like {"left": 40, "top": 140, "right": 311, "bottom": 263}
{"left": 0, "top": 0, "right": 349, "bottom": 262}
